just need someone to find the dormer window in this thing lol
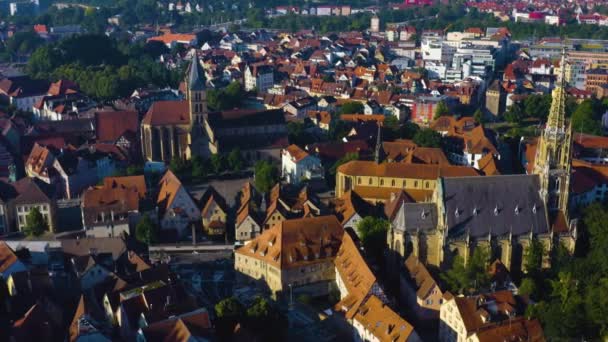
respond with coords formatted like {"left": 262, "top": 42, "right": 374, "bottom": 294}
{"left": 454, "top": 208, "right": 460, "bottom": 218}
{"left": 514, "top": 205, "right": 520, "bottom": 215}
{"left": 472, "top": 207, "right": 478, "bottom": 216}
{"left": 532, "top": 204, "right": 537, "bottom": 214}
{"left": 421, "top": 210, "right": 427, "bottom": 219}
{"left": 494, "top": 206, "right": 499, "bottom": 216}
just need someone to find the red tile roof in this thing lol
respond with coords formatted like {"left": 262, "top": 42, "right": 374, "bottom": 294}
{"left": 95, "top": 110, "right": 139, "bottom": 143}
{"left": 142, "top": 100, "right": 190, "bottom": 126}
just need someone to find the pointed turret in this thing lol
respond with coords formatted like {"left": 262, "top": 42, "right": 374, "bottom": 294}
{"left": 546, "top": 47, "right": 568, "bottom": 132}
{"left": 533, "top": 44, "right": 573, "bottom": 216}
{"left": 187, "top": 51, "right": 206, "bottom": 91}
{"left": 374, "top": 121, "right": 384, "bottom": 163}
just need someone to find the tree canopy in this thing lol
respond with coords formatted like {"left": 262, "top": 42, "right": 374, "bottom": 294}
{"left": 254, "top": 160, "right": 278, "bottom": 194}
{"left": 434, "top": 101, "right": 449, "bottom": 119}
{"left": 571, "top": 99, "right": 603, "bottom": 135}
{"left": 339, "top": 101, "right": 364, "bottom": 115}
{"left": 135, "top": 214, "right": 159, "bottom": 244}
{"left": 525, "top": 203, "right": 608, "bottom": 340}
{"left": 24, "top": 207, "right": 48, "bottom": 237}
{"left": 413, "top": 128, "right": 442, "bottom": 148}
{"left": 26, "top": 34, "right": 181, "bottom": 100}
{"left": 356, "top": 217, "right": 389, "bottom": 261}
{"left": 441, "top": 247, "right": 490, "bottom": 295}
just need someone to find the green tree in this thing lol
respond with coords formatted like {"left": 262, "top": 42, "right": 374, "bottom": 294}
{"left": 519, "top": 277, "right": 539, "bottom": 299}
{"left": 287, "top": 121, "right": 315, "bottom": 146}
{"left": 398, "top": 121, "right": 420, "bottom": 139}
{"left": 571, "top": 99, "right": 602, "bottom": 135}
{"left": 441, "top": 247, "right": 490, "bottom": 294}
{"left": 6, "top": 31, "right": 43, "bottom": 61}
{"left": 339, "top": 101, "right": 364, "bottom": 115}
{"left": 473, "top": 109, "right": 486, "bottom": 124}
{"left": 216, "top": 297, "right": 245, "bottom": 318}
{"left": 210, "top": 154, "right": 225, "bottom": 175}
{"left": 330, "top": 152, "right": 359, "bottom": 177}
{"left": 191, "top": 155, "right": 208, "bottom": 179}
{"left": 434, "top": 100, "right": 449, "bottom": 119}
{"left": 585, "top": 278, "right": 608, "bottom": 336}
{"left": 441, "top": 255, "right": 468, "bottom": 294}
{"left": 245, "top": 297, "right": 287, "bottom": 342}
{"left": 524, "top": 94, "right": 552, "bottom": 120}
{"left": 215, "top": 297, "right": 245, "bottom": 340}
{"left": 504, "top": 102, "right": 525, "bottom": 124}
{"left": 524, "top": 238, "right": 545, "bottom": 274}
{"left": 169, "top": 156, "right": 187, "bottom": 174}
{"left": 413, "top": 128, "right": 442, "bottom": 148}
{"left": 126, "top": 164, "right": 143, "bottom": 176}
{"left": 356, "top": 217, "right": 389, "bottom": 259}
{"left": 228, "top": 148, "right": 244, "bottom": 172}
{"left": 23, "top": 207, "right": 47, "bottom": 237}
{"left": 254, "top": 160, "right": 278, "bottom": 193}
{"left": 135, "top": 214, "right": 158, "bottom": 244}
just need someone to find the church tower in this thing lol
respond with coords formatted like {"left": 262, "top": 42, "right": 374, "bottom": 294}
{"left": 533, "top": 48, "right": 572, "bottom": 216}
{"left": 186, "top": 53, "right": 207, "bottom": 127}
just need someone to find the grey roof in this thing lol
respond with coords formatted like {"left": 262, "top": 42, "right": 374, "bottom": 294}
{"left": 187, "top": 58, "right": 206, "bottom": 91}
{"left": 392, "top": 202, "right": 438, "bottom": 233}
{"left": 441, "top": 175, "right": 549, "bottom": 239}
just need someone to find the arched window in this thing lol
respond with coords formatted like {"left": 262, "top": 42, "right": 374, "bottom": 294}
{"left": 380, "top": 179, "right": 384, "bottom": 186}
{"left": 358, "top": 177, "right": 361, "bottom": 185}
{"left": 425, "top": 181, "right": 430, "bottom": 189}
{"left": 369, "top": 178, "right": 372, "bottom": 185}
{"left": 392, "top": 180, "right": 395, "bottom": 187}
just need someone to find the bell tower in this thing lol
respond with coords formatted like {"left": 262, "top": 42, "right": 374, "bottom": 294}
{"left": 186, "top": 52, "right": 207, "bottom": 126}
{"left": 533, "top": 47, "right": 572, "bottom": 216}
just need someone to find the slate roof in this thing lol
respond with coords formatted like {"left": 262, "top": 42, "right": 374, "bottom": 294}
{"left": 441, "top": 175, "right": 549, "bottom": 239}
{"left": 187, "top": 58, "right": 206, "bottom": 91}
{"left": 392, "top": 202, "right": 438, "bottom": 233}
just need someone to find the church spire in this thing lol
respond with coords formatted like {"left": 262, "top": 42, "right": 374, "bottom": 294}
{"left": 187, "top": 50, "right": 206, "bottom": 91}
{"left": 546, "top": 47, "right": 567, "bottom": 132}
{"left": 374, "top": 122, "right": 383, "bottom": 163}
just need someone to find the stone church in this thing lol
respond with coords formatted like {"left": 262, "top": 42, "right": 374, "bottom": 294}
{"left": 141, "top": 57, "right": 208, "bottom": 162}
{"left": 387, "top": 50, "right": 577, "bottom": 273}
{"left": 141, "top": 56, "right": 288, "bottom": 164}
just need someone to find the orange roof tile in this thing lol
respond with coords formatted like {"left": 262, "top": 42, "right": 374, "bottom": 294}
{"left": 404, "top": 147, "right": 450, "bottom": 165}
{"left": 103, "top": 175, "right": 147, "bottom": 199}
{"left": 236, "top": 215, "right": 343, "bottom": 269}
{"left": 354, "top": 186, "right": 432, "bottom": 203}
{"left": 334, "top": 231, "right": 376, "bottom": 318}
{"left": 341, "top": 114, "right": 385, "bottom": 123}
{"left": 147, "top": 33, "right": 196, "bottom": 45}
{"left": 353, "top": 295, "right": 416, "bottom": 342}
{"left": 141, "top": 100, "right": 190, "bottom": 126}
{"left": 284, "top": 144, "right": 310, "bottom": 162}
{"left": 338, "top": 160, "right": 479, "bottom": 179}
{"left": 383, "top": 140, "right": 417, "bottom": 162}
{"left": 157, "top": 170, "right": 185, "bottom": 216}
{"left": 404, "top": 254, "right": 441, "bottom": 299}
{"left": 477, "top": 153, "right": 500, "bottom": 176}
{"left": 0, "top": 241, "right": 19, "bottom": 274}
